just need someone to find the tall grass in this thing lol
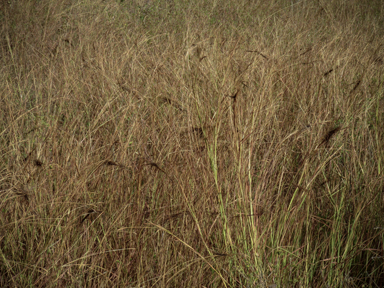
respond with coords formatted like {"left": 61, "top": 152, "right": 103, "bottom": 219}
{"left": 1, "top": 0, "right": 383, "bottom": 287}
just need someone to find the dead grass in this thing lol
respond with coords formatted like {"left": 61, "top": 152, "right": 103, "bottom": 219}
{"left": 1, "top": 0, "right": 384, "bottom": 287}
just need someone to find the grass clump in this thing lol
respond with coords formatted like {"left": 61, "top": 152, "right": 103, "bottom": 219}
{"left": 1, "top": 0, "right": 384, "bottom": 287}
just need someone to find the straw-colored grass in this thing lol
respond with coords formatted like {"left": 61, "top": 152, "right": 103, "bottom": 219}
{"left": 1, "top": 0, "right": 383, "bottom": 287}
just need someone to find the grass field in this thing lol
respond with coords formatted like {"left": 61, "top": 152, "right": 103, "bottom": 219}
{"left": 1, "top": 0, "right": 384, "bottom": 287}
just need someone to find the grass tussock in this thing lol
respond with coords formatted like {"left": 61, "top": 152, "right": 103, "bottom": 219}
{"left": 1, "top": 0, "right": 384, "bottom": 287}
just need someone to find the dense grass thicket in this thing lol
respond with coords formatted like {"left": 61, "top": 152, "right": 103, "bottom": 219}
{"left": 1, "top": 0, "right": 384, "bottom": 287}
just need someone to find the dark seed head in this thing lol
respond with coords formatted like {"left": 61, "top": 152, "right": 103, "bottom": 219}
{"left": 34, "top": 159, "right": 43, "bottom": 166}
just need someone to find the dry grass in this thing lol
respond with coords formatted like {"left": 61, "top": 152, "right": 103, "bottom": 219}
{"left": 1, "top": 0, "right": 384, "bottom": 287}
